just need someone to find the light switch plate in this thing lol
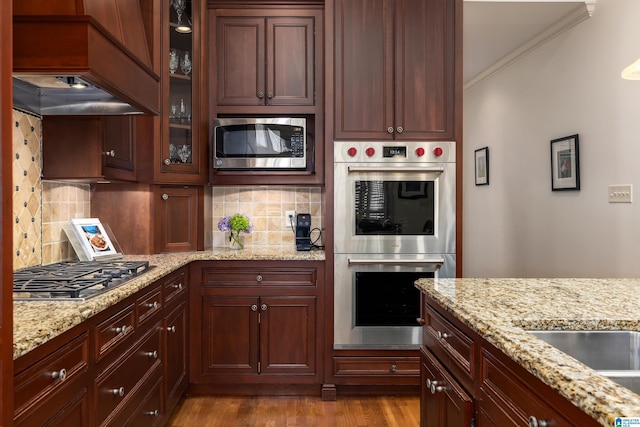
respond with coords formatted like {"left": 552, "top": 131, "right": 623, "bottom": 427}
{"left": 609, "top": 184, "right": 633, "bottom": 203}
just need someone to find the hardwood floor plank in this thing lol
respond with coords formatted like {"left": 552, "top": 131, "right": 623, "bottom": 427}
{"left": 166, "top": 396, "right": 420, "bottom": 427}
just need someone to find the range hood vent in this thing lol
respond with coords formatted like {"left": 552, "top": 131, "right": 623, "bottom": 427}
{"left": 13, "top": 1, "right": 160, "bottom": 116}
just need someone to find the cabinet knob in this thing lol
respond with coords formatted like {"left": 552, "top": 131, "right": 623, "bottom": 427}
{"left": 390, "top": 364, "right": 397, "bottom": 372}
{"left": 436, "top": 330, "right": 450, "bottom": 340}
{"left": 145, "top": 350, "right": 159, "bottom": 359}
{"left": 164, "top": 158, "right": 171, "bottom": 165}
{"left": 115, "top": 325, "right": 127, "bottom": 335}
{"left": 528, "top": 416, "right": 548, "bottom": 427}
{"left": 430, "top": 382, "right": 445, "bottom": 394}
{"left": 111, "top": 387, "right": 125, "bottom": 397}
{"left": 103, "top": 149, "right": 116, "bottom": 157}
{"left": 162, "top": 193, "right": 169, "bottom": 200}
{"left": 258, "top": 91, "right": 265, "bottom": 99}
{"left": 145, "top": 301, "right": 159, "bottom": 309}
{"left": 173, "top": 283, "right": 183, "bottom": 290}
{"left": 256, "top": 274, "right": 263, "bottom": 282}
{"left": 267, "top": 92, "right": 273, "bottom": 99}
{"left": 396, "top": 126, "right": 404, "bottom": 134}
{"left": 261, "top": 303, "right": 267, "bottom": 311}
{"left": 416, "top": 317, "right": 426, "bottom": 326}
{"left": 50, "top": 368, "right": 67, "bottom": 382}
{"left": 167, "top": 326, "right": 176, "bottom": 333}
{"left": 387, "top": 127, "right": 394, "bottom": 134}
{"left": 145, "top": 410, "right": 159, "bottom": 417}
{"left": 251, "top": 304, "right": 258, "bottom": 311}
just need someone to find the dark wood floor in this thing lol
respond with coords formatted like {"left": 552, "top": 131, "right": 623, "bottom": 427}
{"left": 166, "top": 395, "right": 420, "bottom": 427}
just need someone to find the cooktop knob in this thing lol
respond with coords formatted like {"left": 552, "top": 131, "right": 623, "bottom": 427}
{"left": 365, "top": 147, "right": 375, "bottom": 157}
{"left": 415, "top": 147, "right": 425, "bottom": 157}
{"left": 347, "top": 147, "right": 358, "bottom": 157}
{"left": 433, "top": 147, "right": 443, "bottom": 157}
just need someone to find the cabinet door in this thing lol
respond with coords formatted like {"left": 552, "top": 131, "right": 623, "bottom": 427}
{"left": 334, "top": 0, "right": 394, "bottom": 140}
{"left": 154, "top": 185, "right": 203, "bottom": 252}
{"left": 394, "top": 0, "right": 456, "bottom": 140}
{"left": 216, "top": 16, "right": 265, "bottom": 106}
{"left": 103, "top": 116, "right": 136, "bottom": 181}
{"left": 266, "top": 16, "right": 315, "bottom": 106}
{"left": 259, "top": 295, "right": 317, "bottom": 375}
{"left": 200, "top": 295, "right": 259, "bottom": 375}
{"left": 420, "top": 348, "right": 473, "bottom": 427}
{"left": 165, "top": 300, "right": 188, "bottom": 410}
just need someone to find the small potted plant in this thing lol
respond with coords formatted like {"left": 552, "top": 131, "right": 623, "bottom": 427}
{"left": 217, "top": 213, "right": 252, "bottom": 250}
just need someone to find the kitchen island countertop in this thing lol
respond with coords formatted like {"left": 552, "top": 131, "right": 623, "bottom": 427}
{"left": 14, "top": 247, "right": 324, "bottom": 359}
{"left": 415, "top": 277, "right": 640, "bottom": 426}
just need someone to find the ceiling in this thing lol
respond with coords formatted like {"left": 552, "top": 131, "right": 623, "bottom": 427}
{"left": 463, "top": 1, "right": 593, "bottom": 86}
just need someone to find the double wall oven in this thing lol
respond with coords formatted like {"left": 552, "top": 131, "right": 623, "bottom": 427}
{"left": 334, "top": 140, "right": 456, "bottom": 349}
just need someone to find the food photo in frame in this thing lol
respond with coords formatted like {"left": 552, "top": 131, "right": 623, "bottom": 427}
{"left": 474, "top": 147, "right": 489, "bottom": 186}
{"left": 69, "top": 218, "right": 118, "bottom": 260}
{"left": 550, "top": 134, "right": 580, "bottom": 191}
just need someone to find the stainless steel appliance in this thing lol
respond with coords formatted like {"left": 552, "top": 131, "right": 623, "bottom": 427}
{"left": 13, "top": 260, "right": 152, "bottom": 302}
{"left": 333, "top": 140, "right": 456, "bottom": 349}
{"left": 213, "top": 117, "right": 307, "bottom": 170}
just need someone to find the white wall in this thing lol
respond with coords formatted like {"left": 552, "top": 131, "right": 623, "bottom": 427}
{"left": 463, "top": 0, "right": 640, "bottom": 277}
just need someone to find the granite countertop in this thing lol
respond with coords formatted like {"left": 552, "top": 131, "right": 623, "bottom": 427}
{"left": 13, "top": 247, "right": 324, "bottom": 360}
{"left": 415, "top": 278, "right": 640, "bottom": 427}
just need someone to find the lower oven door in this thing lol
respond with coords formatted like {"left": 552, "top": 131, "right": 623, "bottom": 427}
{"left": 334, "top": 253, "right": 456, "bottom": 349}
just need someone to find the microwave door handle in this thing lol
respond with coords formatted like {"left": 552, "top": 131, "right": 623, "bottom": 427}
{"left": 347, "top": 166, "right": 444, "bottom": 174}
{"left": 347, "top": 258, "right": 444, "bottom": 267}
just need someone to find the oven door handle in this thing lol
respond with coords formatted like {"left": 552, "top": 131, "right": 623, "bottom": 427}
{"left": 347, "top": 258, "right": 444, "bottom": 267}
{"left": 347, "top": 166, "right": 444, "bottom": 174}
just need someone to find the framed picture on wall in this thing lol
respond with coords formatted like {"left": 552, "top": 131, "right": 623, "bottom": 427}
{"left": 550, "top": 134, "right": 580, "bottom": 191}
{"left": 474, "top": 147, "right": 489, "bottom": 186}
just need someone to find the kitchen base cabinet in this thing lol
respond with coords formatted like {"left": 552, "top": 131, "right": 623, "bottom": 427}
{"left": 420, "top": 296, "right": 602, "bottom": 427}
{"left": 189, "top": 261, "right": 324, "bottom": 393}
{"left": 13, "top": 266, "right": 190, "bottom": 426}
{"left": 331, "top": 352, "right": 421, "bottom": 389}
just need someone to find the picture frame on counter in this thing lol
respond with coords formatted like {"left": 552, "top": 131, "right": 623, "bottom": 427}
{"left": 65, "top": 218, "right": 122, "bottom": 261}
{"left": 474, "top": 146, "right": 489, "bottom": 186}
{"left": 550, "top": 134, "right": 580, "bottom": 191}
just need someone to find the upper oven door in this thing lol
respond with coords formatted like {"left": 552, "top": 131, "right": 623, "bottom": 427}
{"left": 334, "top": 161, "right": 456, "bottom": 255}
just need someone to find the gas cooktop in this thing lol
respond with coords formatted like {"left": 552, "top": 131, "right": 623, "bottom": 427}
{"left": 13, "top": 260, "right": 152, "bottom": 302}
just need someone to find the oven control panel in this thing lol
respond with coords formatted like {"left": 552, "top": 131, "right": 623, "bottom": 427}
{"left": 335, "top": 140, "right": 455, "bottom": 163}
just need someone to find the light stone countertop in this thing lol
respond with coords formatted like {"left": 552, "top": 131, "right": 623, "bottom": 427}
{"left": 13, "top": 247, "right": 324, "bottom": 360}
{"left": 415, "top": 278, "right": 640, "bottom": 427}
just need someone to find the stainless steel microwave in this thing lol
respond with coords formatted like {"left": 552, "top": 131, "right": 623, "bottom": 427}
{"left": 213, "top": 117, "right": 306, "bottom": 169}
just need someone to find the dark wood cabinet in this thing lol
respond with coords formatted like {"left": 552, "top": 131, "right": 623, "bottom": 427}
{"left": 420, "top": 347, "right": 473, "bottom": 427}
{"left": 42, "top": 116, "right": 137, "bottom": 182}
{"left": 154, "top": 185, "right": 205, "bottom": 253}
{"left": 334, "top": 0, "right": 458, "bottom": 141}
{"left": 214, "top": 12, "right": 317, "bottom": 109}
{"left": 13, "top": 266, "right": 190, "bottom": 426}
{"left": 190, "top": 260, "right": 324, "bottom": 393}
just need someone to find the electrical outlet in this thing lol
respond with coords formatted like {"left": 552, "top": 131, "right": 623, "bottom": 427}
{"left": 609, "top": 184, "right": 633, "bottom": 203}
{"left": 285, "top": 210, "right": 296, "bottom": 227}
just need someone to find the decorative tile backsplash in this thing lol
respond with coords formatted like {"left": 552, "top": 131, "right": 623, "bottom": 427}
{"left": 211, "top": 186, "right": 323, "bottom": 248}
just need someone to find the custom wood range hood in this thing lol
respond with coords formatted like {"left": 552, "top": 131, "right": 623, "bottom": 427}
{"left": 12, "top": 0, "right": 160, "bottom": 116}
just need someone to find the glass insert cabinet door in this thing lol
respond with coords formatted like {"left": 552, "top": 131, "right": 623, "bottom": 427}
{"left": 164, "top": 0, "right": 199, "bottom": 173}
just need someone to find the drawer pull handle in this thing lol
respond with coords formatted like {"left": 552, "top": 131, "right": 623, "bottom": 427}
{"left": 103, "top": 149, "right": 116, "bottom": 157}
{"left": 145, "top": 410, "right": 160, "bottom": 417}
{"left": 261, "top": 303, "right": 267, "bottom": 311}
{"left": 390, "top": 364, "right": 397, "bottom": 372}
{"left": 173, "top": 283, "right": 183, "bottom": 290}
{"left": 167, "top": 326, "right": 176, "bottom": 333}
{"left": 430, "top": 382, "right": 445, "bottom": 394}
{"left": 146, "top": 350, "right": 158, "bottom": 359}
{"left": 256, "top": 274, "right": 263, "bottom": 282}
{"left": 111, "top": 387, "right": 125, "bottom": 397}
{"left": 251, "top": 304, "right": 258, "bottom": 312}
{"left": 528, "top": 416, "right": 548, "bottom": 427}
{"left": 437, "top": 331, "right": 450, "bottom": 340}
{"left": 145, "top": 301, "right": 159, "bottom": 309}
{"left": 115, "top": 325, "right": 127, "bottom": 335}
{"left": 51, "top": 368, "right": 67, "bottom": 382}
{"left": 416, "top": 317, "right": 425, "bottom": 326}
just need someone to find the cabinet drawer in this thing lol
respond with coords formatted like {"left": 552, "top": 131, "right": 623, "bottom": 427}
{"left": 14, "top": 332, "right": 89, "bottom": 417}
{"left": 94, "top": 325, "right": 162, "bottom": 426}
{"left": 334, "top": 357, "right": 419, "bottom": 377}
{"left": 423, "top": 303, "right": 475, "bottom": 387}
{"left": 102, "top": 371, "right": 163, "bottom": 427}
{"left": 136, "top": 284, "right": 163, "bottom": 327}
{"left": 479, "top": 348, "right": 574, "bottom": 426}
{"left": 203, "top": 267, "right": 317, "bottom": 288}
{"left": 164, "top": 268, "right": 187, "bottom": 307}
{"left": 94, "top": 303, "right": 136, "bottom": 363}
